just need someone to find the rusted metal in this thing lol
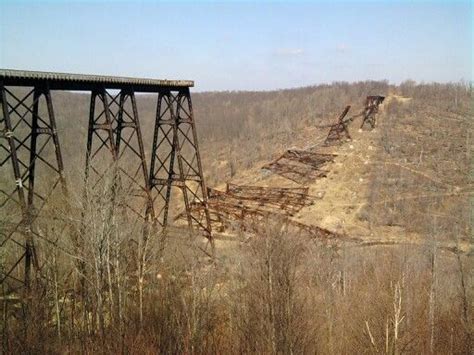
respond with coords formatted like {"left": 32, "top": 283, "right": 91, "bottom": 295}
{"left": 361, "top": 95, "right": 385, "bottom": 130}
{"left": 324, "top": 105, "right": 352, "bottom": 146}
{"left": 0, "top": 70, "right": 209, "bottom": 293}
{"left": 82, "top": 87, "right": 154, "bottom": 249}
{"left": 176, "top": 182, "right": 318, "bottom": 236}
{"left": 0, "top": 69, "right": 193, "bottom": 91}
{"left": 84, "top": 88, "right": 118, "bottom": 186}
{"left": 366, "top": 95, "right": 385, "bottom": 107}
{"left": 282, "top": 150, "right": 336, "bottom": 167}
{"left": 1, "top": 83, "right": 66, "bottom": 290}
{"left": 265, "top": 160, "right": 324, "bottom": 184}
{"left": 263, "top": 149, "right": 336, "bottom": 185}
{"left": 114, "top": 89, "right": 154, "bottom": 219}
{"left": 181, "top": 188, "right": 341, "bottom": 242}
{"left": 225, "top": 183, "right": 310, "bottom": 215}
{"left": 149, "top": 88, "right": 212, "bottom": 242}
{"left": 208, "top": 184, "right": 310, "bottom": 215}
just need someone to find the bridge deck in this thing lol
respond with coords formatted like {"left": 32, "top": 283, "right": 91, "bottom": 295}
{"left": 0, "top": 69, "right": 193, "bottom": 92}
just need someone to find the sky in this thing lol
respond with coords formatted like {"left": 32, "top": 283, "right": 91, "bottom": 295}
{"left": 0, "top": 0, "right": 472, "bottom": 91}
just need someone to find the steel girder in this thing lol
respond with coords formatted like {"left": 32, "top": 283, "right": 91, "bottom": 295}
{"left": 149, "top": 88, "right": 212, "bottom": 242}
{"left": 324, "top": 105, "right": 352, "bottom": 146}
{"left": 0, "top": 75, "right": 211, "bottom": 292}
{"left": 0, "top": 83, "right": 66, "bottom": 291}
{"left": 84, "top": 88, "right": 153, "bottom": 221}
{"left": 360, "top": 96, "right": 385, "bottom": 130}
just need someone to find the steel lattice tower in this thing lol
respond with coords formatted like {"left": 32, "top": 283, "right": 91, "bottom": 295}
{"left": 0, "top": 69, "right": 212, "bottom": 295}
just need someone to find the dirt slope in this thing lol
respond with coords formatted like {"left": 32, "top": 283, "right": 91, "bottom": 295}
{"left": 222, "top": 95, "right": 470, "bottom": 251}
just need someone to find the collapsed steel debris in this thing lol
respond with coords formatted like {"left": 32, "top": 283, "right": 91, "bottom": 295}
{"left": 360, "top": 95, "right": 385, "bottom": 130}
{"left": 262, "top": 150, "right": 336, "bottom": 184}
{"left": 181, "top": 183, "right": 312, "bottom": 227}
{"left": 177, "top": 183, "right": 342, "bottom": 241}
{"left": 181, "top": 94, "right": 386, "bottom": 240}
{"left": 224, "top": 183, "right": 310, "bottom": 215}
{"left": 324, "top": 105, "right": 353, "bottom": 146}
{"left": 262, "top": 96, "right": 385, "bottom": 186}
{"left": 325, "top": 96, "right": 385, "bottom": 146}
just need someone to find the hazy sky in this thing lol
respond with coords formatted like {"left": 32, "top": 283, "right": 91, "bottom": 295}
{"left": 0, "top": 1, "right": 472, "bottom": 91}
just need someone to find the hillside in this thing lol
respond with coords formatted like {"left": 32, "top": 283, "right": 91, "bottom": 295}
{"left": 1, "top": 81, "right": 472, "bottom": 353}
{"left": 213, "top": 92, "right": 471, "bottom": 251}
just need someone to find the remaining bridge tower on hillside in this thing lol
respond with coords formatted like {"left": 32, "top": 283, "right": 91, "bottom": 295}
{"left": 324, "top": 105, "right": 352, "bottom": 146}
{"left": 360, "top": 95, "right": 385, "bottom": 129}
{"left": 0, "top": 69, "right": 212, "bottom": 293}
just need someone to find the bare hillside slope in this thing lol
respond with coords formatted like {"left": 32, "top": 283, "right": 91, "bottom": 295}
{"left": 214, "top": 91, "right": 472, "bottom": 251}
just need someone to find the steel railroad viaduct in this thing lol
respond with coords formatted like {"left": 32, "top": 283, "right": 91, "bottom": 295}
{"left": 0, "top": 69, "right": 212, "bottom": 290}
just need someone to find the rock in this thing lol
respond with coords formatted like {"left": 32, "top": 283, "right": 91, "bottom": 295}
{"left": 315, "top": 191, "right": 325, "bottom": 199}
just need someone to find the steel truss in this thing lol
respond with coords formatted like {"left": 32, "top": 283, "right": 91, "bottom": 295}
{"left": 181, "top": 184, "right": 340, "bottom": 241}
{"left": 0, "top": 69, "right": 211, "bottom": 292}
{"left": 1, "top": 83, "right": 66, "bottom": 291}
{"left": 149, "top": 88, "right": 212, "bottom": 240}
{"left": 324, "top": 105, "right": 352, "bottom": 146}
{"left": 360, "top": 95, "right": 385, "bottom": 130}
{"left": 263, "top": 149, "right": 336, "bottom": 185}
{"left": 85, "top": 88, "right": 153, "bottom": 221}
{"left": 225, "top": 183, "right": 310, "bottom": 215}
